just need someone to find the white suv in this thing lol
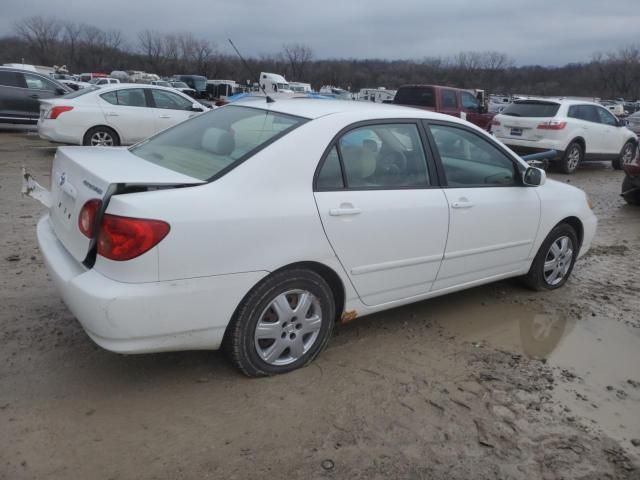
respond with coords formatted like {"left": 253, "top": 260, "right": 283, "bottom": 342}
{"left": 493, "top": 99, "right": 638, "bottom": 173}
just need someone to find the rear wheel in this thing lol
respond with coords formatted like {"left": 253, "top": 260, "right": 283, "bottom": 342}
{"left": 622, "top": 175, "right": 640, "bottom": 205}
{"left": 522, "top": 223, "right": 578, "bottom": 291}
{"left": 83, "top": 126, "right": 120, "bottom": 147}
{"left": 559, "top": 142, "right": 583, "bottom": 174}
{"left": 612, "top": 141, "right": 636, "bottom": 170}
{"left": 225, "top": 269, "right": 335, "bottom": 377}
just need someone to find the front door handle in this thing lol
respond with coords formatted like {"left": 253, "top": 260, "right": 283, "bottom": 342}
{"left": 105, "top": 112, "right": 119, "bottom": 117}
{"left": 30, "top": 94, "right": 39, "bottom": 98}
{"left": 159, "top": 115, "right": 171, "bottom": 119}
{"left": 329, "top": 206, "right": 362, "bottom": 216}
{"left": 451, "top": 200, "right": 474, "bottom": 209}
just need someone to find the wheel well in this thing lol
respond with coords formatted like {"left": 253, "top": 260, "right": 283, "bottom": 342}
{"left": 84, "top": 125, "right": 120, "bottom": 143}
{"left": 273, "top": 261, "right": 346, "bottom": 322}
{"left": 559, "top": 216, "right": 584, "bottom": 248}
{"left": 568, "top": 137, "right": 585, "bottom": 152}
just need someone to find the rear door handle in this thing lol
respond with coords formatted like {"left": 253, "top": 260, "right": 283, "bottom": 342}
{"left": 451, "top": 200, "right": 474, "bottom": 209}
{"left": 329, "top": 207, "right": 362, "bottom": 216}
{"left": 105, "top": 112, "right": 119, "bottom": 117}
{"left": 159, "top": 115, "right": 171, "bottom": 119}
{"left": 30, "top": 94, "right": 39, "bottom": 99}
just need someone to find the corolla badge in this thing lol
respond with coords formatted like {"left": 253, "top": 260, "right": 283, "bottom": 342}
{"left": 58, "top": 172, "right": 66, "bottom": 187}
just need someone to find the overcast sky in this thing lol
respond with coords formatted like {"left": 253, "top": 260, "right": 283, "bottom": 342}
{"left": 0, "top": 0, "right": 638, "bottom": 66}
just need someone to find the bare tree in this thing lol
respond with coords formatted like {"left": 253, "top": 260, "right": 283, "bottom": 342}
{"left": 62, "top": 21, "right": 83, "bottom": 67}
{"left": 282, "top": 43, "right": 313, "bottom": 80}
{"left": 14, "top": 15, "right": 62, "bottom": 64}
{"left": 138, "top": 29, "right": 165, "bottom": 71}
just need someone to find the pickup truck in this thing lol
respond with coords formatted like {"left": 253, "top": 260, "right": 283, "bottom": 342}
{"left": 391, "top": 84, "right": 495, "bottom": 130}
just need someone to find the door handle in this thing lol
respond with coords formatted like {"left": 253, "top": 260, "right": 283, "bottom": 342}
{"left": 329, "top": 207, "right": 362, "bottom": 216}
{"left": 30, "top": 94, "right": 39, "bottom": 98}
{"left": 159, "top": 115, "right": 171, "bottom": 119}
{"left": 105, "top": 112, "right": 119, "bottom": 117}
{"left": 451, "top": 200, "right": 474, "bottom": 209}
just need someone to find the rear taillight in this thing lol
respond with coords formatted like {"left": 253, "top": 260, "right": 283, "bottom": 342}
{"left": 78, "top": 199, "right": 102, "bottom": 238}
{"left": 537, "top": 121, "right": 566, "bottom": 130}
{"left": 97, "top": 214, "right": 170, "bottom": 261}
{"left": 47, "top": 106, "right": 74, "bottom": 119}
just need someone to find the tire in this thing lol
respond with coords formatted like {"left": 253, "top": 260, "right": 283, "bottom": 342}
{"left": 612, "top": 141, "right": 636, "bottom": 170}
{"left": 521, "top": 223, "right": 579, "bottom": 291}
{"left": 559, "top": 142, "right": 583, "bottom": 174}
{"left": 622, "top": 175, "right": 640, "bottom": 205}
{"left": 83, "top": 126, "right": 120, "bottom": 147}
{"left": 225, "top": 268, "right": 336, "bottom": 377}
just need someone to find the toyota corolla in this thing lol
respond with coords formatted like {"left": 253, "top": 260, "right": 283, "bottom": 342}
{"left": 33, "top": 99, "right": 597, "bottom": 376}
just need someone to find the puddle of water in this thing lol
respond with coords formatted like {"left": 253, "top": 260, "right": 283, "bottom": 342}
{"left": 429, "top": 289, "right": 640, "bottom": 445}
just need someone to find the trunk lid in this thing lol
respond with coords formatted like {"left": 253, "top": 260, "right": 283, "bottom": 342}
{"left": 495, "top": 100, "right": 561, "bottom": 141}
{"left": 49, "top": 146, "right": 204, "bottom": 263}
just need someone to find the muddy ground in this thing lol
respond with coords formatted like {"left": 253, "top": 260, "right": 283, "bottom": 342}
{"left": 0, "top": 127, "right": 639, "bottom": 480}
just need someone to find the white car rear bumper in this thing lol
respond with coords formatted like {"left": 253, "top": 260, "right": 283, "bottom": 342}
{"left": 38, "top": 119, "right": 83, "bottom": 145}
{"left": 37, "top": 215, "right": 267, "bottom": 353}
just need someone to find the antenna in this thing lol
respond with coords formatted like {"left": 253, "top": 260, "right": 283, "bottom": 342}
{"left": 228, "top": 38, "right": 274, "bottom": 103}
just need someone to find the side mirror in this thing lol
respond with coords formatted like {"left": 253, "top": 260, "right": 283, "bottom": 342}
{"left": 618, "top": 118, "right": 629, "bottom": 127}
{"left": 191, "top": 103, "right": 204, "bottom": 112}
{"left": 523, "top": 166, "right": 546, "bottom": 187}
{"left": 55, "top": 87, "right": 67, "bottom": 95}
{"left": 478, "top": 104, "right": 487, "bottom": 114}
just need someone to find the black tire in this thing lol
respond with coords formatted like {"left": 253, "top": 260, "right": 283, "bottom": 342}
{"left": 521, "top": 223, "right": 579, "bottom": 291}
{"left": 622, "top": 175, "right": 640, "bottom": 205}
{"left": 613, "top": 141, "right": 636, "bottom": 170}
{"left": 559, "top": 142, "right": 583, "bottom": 174}
{"left": 225, "top": 268, "right": 336, "bottom": 377}
{"left": 82, "top": 126, "right": 120, "bottom": 147}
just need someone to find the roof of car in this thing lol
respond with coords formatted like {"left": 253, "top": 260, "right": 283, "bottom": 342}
{"left": 227, "top": 97, "right": 468, "bottom": 123}
{"left": 511, "top": 97, "right": 602, "bottom": 107}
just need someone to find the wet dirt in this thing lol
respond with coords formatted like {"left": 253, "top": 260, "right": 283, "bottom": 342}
{"left": 1, "top": 129, "right": 639, "bottom": 479}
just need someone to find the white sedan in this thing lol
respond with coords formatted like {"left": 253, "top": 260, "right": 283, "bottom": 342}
{"left": 34, "top": 99, "right": 597, "bottom": 376}
{"left": 37, "top": 84, "right": 209, "bottom": 147}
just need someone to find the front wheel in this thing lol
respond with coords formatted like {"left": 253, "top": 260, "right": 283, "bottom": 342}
{"left": 225, "top": 269, "right": 336, "bottom": 377}
{"left": 612, "top": 141, "right": 636, "bottom": 170}
{"left": 522, "top": 223, "right": 579, "bottom": 291}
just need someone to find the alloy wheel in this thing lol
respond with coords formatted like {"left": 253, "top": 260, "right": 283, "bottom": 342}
{"left": 622, "top": 144, "right": 636, "bottom": 166}
{"left": 567, "top": 147, "right": 581, "bottom": 171}
{"left": 254, "top": 289, "right": 322, "bottom": 366}
{"left": 543, "top": 236, "right": 574, "bottom": 286}
{"left": 90, "top": 131, "right": 114, "bottom": 146}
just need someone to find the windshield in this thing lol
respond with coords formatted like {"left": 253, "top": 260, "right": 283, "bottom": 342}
{"left": 62, "top": 85, "right": 100, "bottom": 99}
{"left": 172, "top": 82, "right": 189, "bottom": 88}
{"left": 155, "top": 81, "right": 171, "bottom": 87}
{"left": 193, "top": 77, "right": 207, "bottom": 91}
{"left": 130, "top": 105, "right": 307, "bottom": 181}
{"left": 502, "top": 101, "right": 561, "bottom": 117}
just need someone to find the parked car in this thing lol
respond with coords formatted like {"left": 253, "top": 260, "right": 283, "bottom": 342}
{"left": 172, "top": 75, "right": 207, "bottom": 98}
{"left": 30, "top": 99, "right": 597, "bottom": 376}
{"left": 0, "top": 66, "right": 70, "bottom": 124}
{"left": 169, "top": 81, "right": 197, "bottom": 97}
{"left": 625, "top": 110, "right": 640, "bottom": 135}
{"left": 59, "top": 80, "right": 92, "bottom": 91}
{"left": 89, "top": 77, "right": 120, "bottom": 87}
{"left": 37, "top": 84, "right": 208, "bottom": 146}
{"left": 151, "top": 80, "right": 172, "bottom": 87}
{"left": 622, "top": 152, "right": 640, "bottom": 205}
{"left": 493, "top": 99, "right": 638, "bottom": 173}
{"left": 600, "top": 100, "right": 625, "bottom": 117}
{"left": 391, "top": 84, "right": 495, "bottom": 130}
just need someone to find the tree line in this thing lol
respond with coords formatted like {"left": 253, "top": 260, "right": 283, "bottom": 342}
{"left": 2, "top": 15, "right": 640, "bottom": 99}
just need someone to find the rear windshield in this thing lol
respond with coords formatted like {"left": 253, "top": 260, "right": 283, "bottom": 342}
{"left": 62, "top": 85, "right": 100, "bottom": 99}
{"left": 394, "top": 87, "right": 435, "bottom": 107}
{"left": 130, "top": 105, "right": 307, "bottom": 181}
{"left": 501, "top": 101, "right": 560, "bottom": 117}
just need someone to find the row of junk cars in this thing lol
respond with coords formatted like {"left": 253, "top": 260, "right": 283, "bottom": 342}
{"left": 1, "top": 63, "right": 639, "bottom": 205}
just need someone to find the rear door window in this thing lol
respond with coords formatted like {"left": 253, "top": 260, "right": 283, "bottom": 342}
{"left": 104, "top": 89, "right": 148, "bottom": 107}
{"left": 441, "top": 90, "right": 458, "bottom": 109}
{"left": 501, "top": 101, "right": 560, "bottom": 117}
{"left": 568, "top": 105, "right": 599, "bottom": 123}
{"left": 24, "top": 73, "right": 57, "bottom": 91}
{"left": 0, "top": 71, "right": 25, "bottom": 88}
{"left": 316, "top": 146, "right": 344, "bottom": 190}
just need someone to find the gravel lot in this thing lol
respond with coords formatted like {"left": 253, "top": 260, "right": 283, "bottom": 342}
{"left": 1, "top": 127, "right": 639, "bottom": 479}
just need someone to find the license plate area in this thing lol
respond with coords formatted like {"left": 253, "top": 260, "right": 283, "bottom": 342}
{"left": 510, "top": 128, "right": 523, "bottom": 136}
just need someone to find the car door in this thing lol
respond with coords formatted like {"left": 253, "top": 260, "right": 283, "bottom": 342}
{"left": 595, "top": 106, "right": 626, "bottom": 154}
{"left": 22, "top": 73, "right": 65, "bottom": 119}
{"left": 147, "top": 88, "right": 199, "bottom": 132}
{"left": 313, "top": 122, "right": 450, "bottom": 306}
{"left": 567, "top": 105, "right": 599, "bottom": 153}
{"left": 461, "top": 91, "right": 485, "bottom": 127}
{"left": 426, "top": 121, "right": 541, "bottom": 291}
{"left": 98, "top": 88, "right": 156, "bottom": 144}
{"left": 439, "top": 89, "right": 460, "bottom": 119}
{"left": 0, "top": 70, "right": 30, "bottom": 121}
